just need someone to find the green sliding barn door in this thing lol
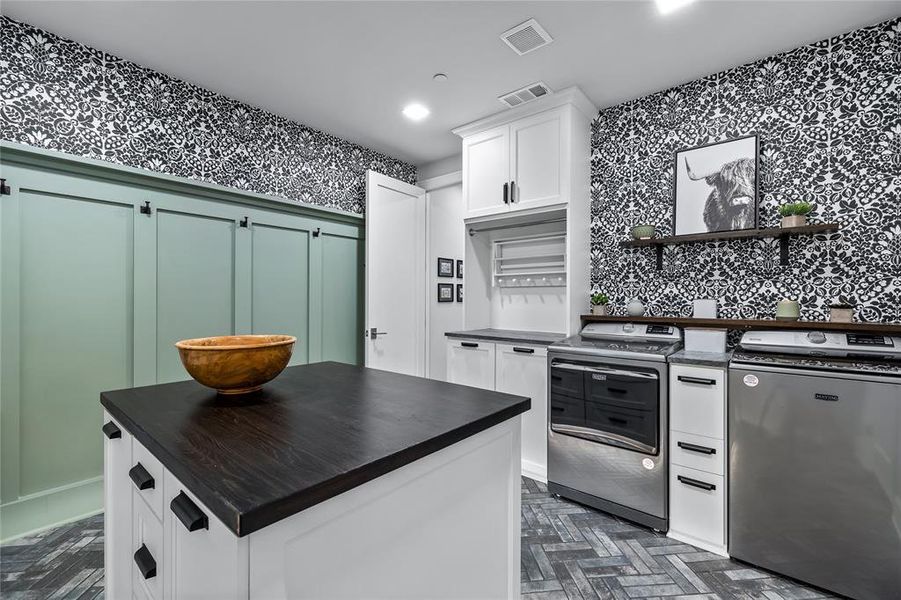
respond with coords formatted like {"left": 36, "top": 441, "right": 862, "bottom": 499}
{"left": 0, "top": 150, "right": 364, "bottom": 541}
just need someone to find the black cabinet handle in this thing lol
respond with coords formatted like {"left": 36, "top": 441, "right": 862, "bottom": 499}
{"left": 608, "top": 416, "right": 627, "bottom": 425}
{"left": 128, "top": 463, "right": 154, "bottom": 491}
{"left": 677, "top": 375, "right": 717, "bottom": 386}
{"left": 102, "top": 421, "right": 121, "bottom": 439}
{"left": 677, "top": 441, "right": 716, "bottom": 455}
{"left": 461, "top": 342, "right": 479, "bottom": 348}
{"left": 512, "top": 347, "right": 535, "bottom": 354}
{"left": 502, "top": 182, "right": 509, "bottom": 204}
{"left": 510, "top": 181, "right": 516, "bottom": 203}
{"left": 608, "top": 387, "right": 627, "bottom": 394}
{"left": 551, "top": 406, "right": 565, "bottom": 413}
{"left": 134, "top": 544, "right": 156, "bottom": 579}
{"left": 678, "top": 475, "right": 716, "bottom": 491}
{"left": 170, "top": 491, "right": 209, "bottom": 532}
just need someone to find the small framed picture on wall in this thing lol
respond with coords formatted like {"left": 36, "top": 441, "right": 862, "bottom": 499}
{"left": 437, "top": 257, "right": 454, "bottom": 277}
{"left": 456, "top": 260, "right": 463, "bottom": 279}
{"left": 674, "top": 134, "right": 758, "bottom": 235}
{"left": 456, "top": 284, "right": 463, "bottom": 303}
{"left": 438, "top": 283, "right": 454, "bottom": 302}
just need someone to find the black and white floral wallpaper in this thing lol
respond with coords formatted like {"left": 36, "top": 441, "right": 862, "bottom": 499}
{"left": 590, "top": 17, "right": 901, "bottom": 323}
{"left": 0, "top": 17, "right": 416, "bottom": 214}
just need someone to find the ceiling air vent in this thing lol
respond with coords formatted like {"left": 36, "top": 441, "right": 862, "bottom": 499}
{"left": 500, "top": 18, "right": 553, "bottom": 56}
{"left": 498, "top": 82, "right": 552, "bottom": 108}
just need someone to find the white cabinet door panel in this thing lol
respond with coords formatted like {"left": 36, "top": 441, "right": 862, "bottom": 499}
{"left": 132, "top": 489, "right": 164, "bottom": 600}
{"left": 669, "top": 430, "right": 724, "bottom": 475}
{"left": 463, "top": 126, "right": 510, "bottom": 219}
{"left": 104, "top": 411, "right": 133, "bottom": 600}
{"left": 446, "top": 340, "right": 496, "bottom": 390}
{"left": 495, "top": 343, "right": 548, "bottom": 480}
{"left": 670, "top": 365, "right": 726, "bottom": 439}
{"left": 509, "top": 110, "right": 565, "bottom": 211}
{"left": 670, "top": 464, "right": 725, "bottom": 551}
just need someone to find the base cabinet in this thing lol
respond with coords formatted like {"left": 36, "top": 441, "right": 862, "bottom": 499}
{"left": 667, "top": 365, "right": 728, "bottom": 556}
{"left": 447, "top": 339, "right": 548, "bottom": 480}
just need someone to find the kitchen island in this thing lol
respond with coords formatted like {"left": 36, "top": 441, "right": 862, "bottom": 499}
{"left": 101, "top": 361, "right": 529, "bottom": 600}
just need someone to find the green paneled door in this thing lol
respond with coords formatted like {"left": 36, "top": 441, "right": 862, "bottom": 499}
{"left": 155, "top": 210, "right": 238, "bottom": 383}
{"left": 251, "top": 223, "right": 311, "bottom": 365}
{"left": 0, "top": 146, "right": 365, "bottom": 541}
{"left": 320, "top": 233, "right": 364, "bottom": 365}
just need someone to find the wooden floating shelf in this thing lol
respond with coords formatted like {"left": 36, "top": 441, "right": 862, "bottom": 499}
{"left": 579, "top": 315, "right": 901, "bottom": 334}
{"left": 619, "top": 223, "right": 841, "bottom": 269}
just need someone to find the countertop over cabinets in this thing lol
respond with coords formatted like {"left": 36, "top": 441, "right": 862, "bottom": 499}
{"left": 445, "top": 328, "right": 567, "bottom": 346}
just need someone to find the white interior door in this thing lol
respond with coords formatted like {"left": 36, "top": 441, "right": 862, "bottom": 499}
{"left": 365, "top": 171, "right": 426, "bottom": 376}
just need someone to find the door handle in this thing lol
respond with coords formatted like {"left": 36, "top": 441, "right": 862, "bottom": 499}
{"left": 461, "top": 342, "right": 479, "bottom": 348}
{"left": 677, "top": 375, "right": 717, "bottom": 386}
{"left": 102, "top": 421, "right": 121, "bottom": 439}
{"left": 369, "top": 328, "right": 388, "bottom": 340}
{"left": 134, "top": 544, "right": 156, "bottom": 579}
{"left": 677, "top": 441, "right": 716, "bottom": 455}
{"left": 128, "top": 463, "right": 154, "bottom": 491}
{"left": 678, "top": 475, "right": 716, "bottom": 491}
{"left": 502, "top": 182, "right": 509, "bottom": 204}
{"left": 170, "top": 491, "right": 209, "bottom": 532}
{"left": 512, "top": 347, "right": 534, "bottom": 354}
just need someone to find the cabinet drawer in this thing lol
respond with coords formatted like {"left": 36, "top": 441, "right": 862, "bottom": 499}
{"left": 670, "top": 464, "right": 725, "bottom": 549}
{"left": 132, "top": 439, "right": 165, "bottom": 521}
{"left": 550, "top": 367, "right": 583, "bottom": 398}
{"left": 132, "top": 489, "right": 164, "bottom": 600}
{"left": 670, "top": 431, "right": 724, "bottom": 475}
{"left": 670, "top": 365, "right": 725, "bottom": 439}
{"left": 446, "top": 340, "right": 496, "bottom": 390}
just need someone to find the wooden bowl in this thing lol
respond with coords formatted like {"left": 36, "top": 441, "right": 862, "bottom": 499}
{"left": 175, "top": 335, "right": 296, "bottom": 395}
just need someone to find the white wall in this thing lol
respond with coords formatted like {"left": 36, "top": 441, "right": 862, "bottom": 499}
{"left": 417, "top": 154, "right": 462, "bottom": 181}
{"left": 421, "top": 172, "right": 464, "bottom": 381}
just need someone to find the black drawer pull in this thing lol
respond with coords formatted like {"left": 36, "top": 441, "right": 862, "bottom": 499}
{"left": 677, "top": 375, "right": 717, "bottom": 386}
{"left": 102, "top": 421, "right": 121, "bottom": 439}
{"left": 171, "top": 491, "right": 209, "bottom": 532}
{"left": 128, "top": 463, "right": 154, "bottom": 491}
{"left": 678, "top": 475, "right": 716, "bottom": 491}
{"left": 461, "top": 342, "right": 479, "bottom": 348}
{"left": 513, "top": 347, "right": 535, "bottom": 354}
{"left": 551, "top": 406, "right": 565, "bottom": 413}
{"left": 134, "top": 544, "right": 156, "bottom": 579}
{"left": 608, "top": 416, "right": 627, "bottom": 425}
{"left": 678, "top": 441, "right": 716, "bottom": 455}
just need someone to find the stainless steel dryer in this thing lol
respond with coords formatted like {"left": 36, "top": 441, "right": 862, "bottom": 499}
{"left": 547, "top": 322, "right": 682, "bottom": 531}
{"left": 730, "top": 329, "right": 901, "bottom": 600}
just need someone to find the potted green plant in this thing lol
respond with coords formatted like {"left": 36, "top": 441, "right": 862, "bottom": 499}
{"left": 778, "top": 201, "right": 814, "bottom": 228}
{"left": 590, "top": 292, "right": 610, "bottom": 316}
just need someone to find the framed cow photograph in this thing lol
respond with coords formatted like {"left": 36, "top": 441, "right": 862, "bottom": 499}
{"left": 674, "top": 134, "right": 758, "bottom": 235}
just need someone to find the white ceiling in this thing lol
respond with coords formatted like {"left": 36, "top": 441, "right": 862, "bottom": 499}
{"left": 4, "top": 1, "right": 899, "bottom": 165}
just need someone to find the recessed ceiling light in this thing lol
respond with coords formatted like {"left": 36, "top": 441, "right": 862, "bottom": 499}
{"left": 402, "top": 103, "right": 430, "bottom": 121}
{"left": 656, "top": 0, "right": 695, "bottom": 15}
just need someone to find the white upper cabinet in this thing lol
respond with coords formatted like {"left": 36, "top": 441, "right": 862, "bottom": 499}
{"left": 509, "top": 111, "right": 566, "bottom": 211}
{"left": 454, "top": 87, "right": 595, "bottom": 221}
{"left": 462, "top": 125, "right": 510, "bottom": 218}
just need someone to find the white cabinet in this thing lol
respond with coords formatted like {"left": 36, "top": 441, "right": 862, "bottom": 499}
{"left": 103, "top": 411, "right": 134, "bottom": 600}
{"left": 455, "top": 87, "right": 596, "bottom": 222}
{"left": 495, "top": 343, "right": 548, "bottom": 480}
{"left": 446, "top": 338, "right": 549, "bottom": 480}
{"left": 668, "top": 364, "right": 728, "bottom": 556}
{"left": 509, "top": 111, "right": 566, "bottom": 212}
{"left": 460, "top": 110, "right": 565, "bottom": 220}
{"left": 105, "top": 429, "right": 247, "bottom": 600}
{"left": 446, "top": 339, "right": 496, "bottom": 390}
{"left": 462, "top": 126, "right": 510, "bottom": 218}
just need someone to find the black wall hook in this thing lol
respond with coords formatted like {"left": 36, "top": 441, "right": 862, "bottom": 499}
{"left": 0, "top": 178, "right": 10, "bottom": 196}
{"left": 312, "top": 227, "right": 321, "bottom": 238}
{"left": 139, "top": 201, "right": 151, "bottom": 215}
{"left": 239, "top": 216, "right": 249, "bottom": 228}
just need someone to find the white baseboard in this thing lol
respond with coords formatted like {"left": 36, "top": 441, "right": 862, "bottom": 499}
{"left": 521, "top": 459, "right": 547, "bottom": 483}
{"left": 667, "top": 529, "right": 729, "bottom": 557}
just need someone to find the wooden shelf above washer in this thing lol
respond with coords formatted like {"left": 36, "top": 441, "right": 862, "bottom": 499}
{"left": 579, "top": 315, "right": 901, "bottom": 334}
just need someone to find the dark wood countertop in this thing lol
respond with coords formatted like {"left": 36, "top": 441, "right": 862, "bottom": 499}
{"left": 101, "top": 362, "right": 529, "bottom": 537}
{"left": 580, "top": 315, "right": 901, "bottom": 334}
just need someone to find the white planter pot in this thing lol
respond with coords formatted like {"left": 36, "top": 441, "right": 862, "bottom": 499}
{"left": 781, "top": 215, "right": 807, "bottom": 228}
{"left": 591, "top": 304, "right": 609, "bottom": 316}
